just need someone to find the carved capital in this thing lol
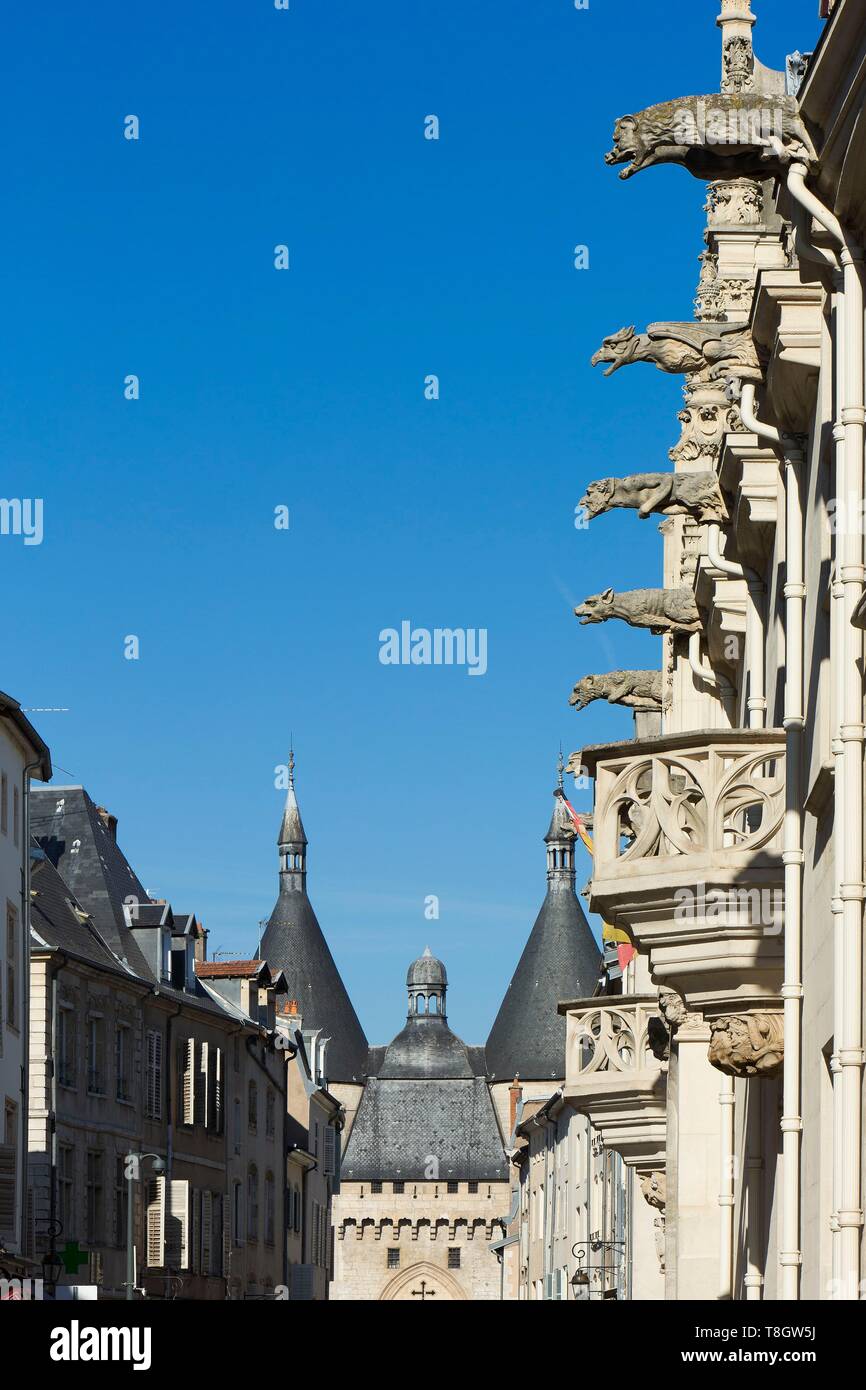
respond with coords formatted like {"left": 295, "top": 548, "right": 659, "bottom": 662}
{"left": 708, "top": 1011, "right": 784, "bottom": 1077}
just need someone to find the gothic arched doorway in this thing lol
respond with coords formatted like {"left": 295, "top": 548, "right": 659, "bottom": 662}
{"left": 379, "top": 1260, "right": 468, "bottom": 1302}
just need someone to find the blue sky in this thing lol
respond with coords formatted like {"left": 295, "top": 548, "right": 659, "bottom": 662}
{"left": 2, "top": 0, "right": 823, "bottom": 1046}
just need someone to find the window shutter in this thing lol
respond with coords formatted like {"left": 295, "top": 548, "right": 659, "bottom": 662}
{"left": 192, "top": 1189, "right": 201, "bottom": 1274}
{"left": 178, "top": 1039, "right": 194, "bottom": 1125}
{"left": 0, "top": 1144, "right": 16, "bottom": 1236}
{"left": 146, "top": 1176, "right": 165, "bottom": 1267}
{"left": 290, "top": 1264, "right": 315, "bottom": 1301}
{"left": 202, "top": 1190, "right": 213, "bottom": 1275}
{"left": 213, "top": 1049, "right": 223, "bottom": 1134}
{"left": 166, "top": 1179, "right": 190, "bottom": 1269}
{"left": 323, "top": 1126, "right": 336, "bottom": 1177}
{"left": 221, "top": 1193, "right": 231, "bottom": 1276}
{"left": 196, "top": 1042, "right": 208, "bottom": 1127}
{"left": 146, "top": 1031, "right": 164, "bottom": 1120}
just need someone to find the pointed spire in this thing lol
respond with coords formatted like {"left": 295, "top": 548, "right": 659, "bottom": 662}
{"left": 278, "top": 746, "right": 307, "bottom": 851}
{"left": 557, "top": 745, "right": 565, "bottom": 791}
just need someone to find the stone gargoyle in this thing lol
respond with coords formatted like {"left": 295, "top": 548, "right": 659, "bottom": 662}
{"left": 604, "top": 93, "right": 815, "bottom": 183}
{"left": 708, "top": 1012, "right": 784, "bottom": 1079}
{"left": 569, "top": 669, "right": 664, "bottom": 712}
{"left": 574, "top": 587, "right": 702, "bottom": 636}
{"left": 580, "top": 471, "right": 728, "bottom": 524}
{"left": 591, "top": 322, "right": 762, "bottom": 383}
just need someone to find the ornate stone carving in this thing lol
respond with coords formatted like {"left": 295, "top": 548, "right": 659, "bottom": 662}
{"left": 569, "top": 669, "right": 665, "bottom": 713}
{"left": 571, "top": 1003, "right": 655, "bottom": 1075}
{"left": 639, "top": 1171, "right": 667, "bottom": 1273}
{"left": 640, "top": 1170, "right": 666, "bottom": 1211}
{"left": 723, "top": 36, "right": 755, "bottom": 93}
{"left": 574, "top": 587, "right": 702, "bottom": 636}
{"left": 591, "top": 322, "right": 762, "bottom": 384}
{"left": 669, "top": 386, "right": 743, "bottom": 467}
{"left": 647, "top": 1014, "right": 671, "bottom": 1062}
{"left": 708, "top": 1011, "right": 784, "bottom": 1077}
{"left": 580, "top": 471, "right": 728, "bottom": 524}
{"left": 601, "top": 745, "right": 785, "bottom": 862}
{"left": 604, "top": 93, "right": 815, "bottom": 183}
{"left": 704, "top": 178, "right": 763, "bottom": 227}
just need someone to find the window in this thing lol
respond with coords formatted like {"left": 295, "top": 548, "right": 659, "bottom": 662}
{"left": 447, "top": 1180, "right": 458, "bottom": 1194}
{"left": 392, "top": 1180, "right": 404, "bottom": 1195}
{"left": 57, "top": 1144, "right": 75, "bottom": 1237}
{"left": 5, "top": 904, "right": 17, "bottom": 1030}
{"left": 292, "top": 1186, "right": 301, "bottom": 1234}
{"left": 265, "top": 1089, "right": 275, "bottom": 1139}
{"left": 86, "top": 1150, "right": 104, "bottom": 1244}
{"left": 233, "top": 1099, "right": 241, "bottom": 1155}
{"left": 247, "top": 1166, "right": 258, "bottom": 1242}
{"left": 114, "top": 1154, "right": 128, "bottom": 1247}
{"left": 12, "top": 786, "right": 19, "bottom": 847}
{"left": 264, "top": 1172, "right": 275, "bottom": 1246}
{"left": 87, "top": 1015, "right": 106, "bottom": 1094}
{"left": 387, "top": 1247, "right": 400, "bottom": 1269}
{"left": 144, "top": 1030, "right": 163, "bottom": 1118}
{"left": 58, "top": 1005, "right": 76, "bottom": 1088}
{"left": 115, "top": 1024, "right": 132, "bottom": 1102}
{"left": 248, "top": 1080, "right": 257, "bottom": 1132}
{"left": 448, "top": 1248, "right": 461, "bottom": 1270}
{"left": 468, "top": 1181, "right": 478, "bottom": 1194}
{"left": 371, "top": 1180, "right": 383, "bottom": 1194}
{"left": 0, "top": 773, "right": 6, "bottom": 834}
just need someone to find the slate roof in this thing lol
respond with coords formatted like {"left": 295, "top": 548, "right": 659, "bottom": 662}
{"left": 485, "top": 793, "right": 602, "bottom": 1083}
{"left": 378, "top": 1016, "right": 474, "bottom": 1080}
{"left": 29, "top": 850, "right": 135, "bottom": 978}
{"left": 30, "top": 785, "right": 154, "bottom": 978}
{"left": 260, "top": 887, "right": 369, "bottom": 1084}
{"left": 341, "top": 1076, "right": 509, "bottom": 1183}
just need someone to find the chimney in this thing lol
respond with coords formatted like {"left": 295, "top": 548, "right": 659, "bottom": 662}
{"left": 508, "top": 1074, "right": 523, "bottom": 1137}
{"left": 282, "top": 997, "right": 302, "bottom": 1028}
{"left": 95, "top": 806, "right": 118, "bottom": 841}
{"left": 195, "top": 924, "right": 208, "bottom": 962}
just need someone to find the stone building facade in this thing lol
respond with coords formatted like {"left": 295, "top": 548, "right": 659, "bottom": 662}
{"left": 563, "top": 0, "right": 866, "bottom": 1301}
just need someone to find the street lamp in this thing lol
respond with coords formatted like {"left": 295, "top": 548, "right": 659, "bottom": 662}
{"left": 125, "top": 1153, "right": 165, "bottom": 1301}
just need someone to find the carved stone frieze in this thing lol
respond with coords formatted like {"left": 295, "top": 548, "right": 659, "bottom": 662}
{"left": 570, "top": 669, "right": 665, "bottom": 713}
{"left": 574, "top": 586, "right": 703, "bottom": 636}
{"left": 580, "top": 470, "right": 728, "bottom": 524}
{"left": 723, "top": 35, "right": 755, "bottom": 93}
{"left": 708, "top": 1011, "right": 784, "bottom": 1077}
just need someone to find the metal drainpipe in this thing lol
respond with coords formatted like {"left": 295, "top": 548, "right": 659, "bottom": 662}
{"left": 20, "top": 758, "right": 41, "bottom": 1268}
{"left": 739, "top": 381, "right": 806, "bottom": 1300}
{"left": 706, "top": 524, "right": 766, "bottom": 729}
{"left": 774, "top": 148, "right": 866, "bottom": 1301}
{"left": 688, "top": 632, "right": 736, "bottom": 722}
{"left": 718, "top": 1073, "right": 736, "bottom": 1299}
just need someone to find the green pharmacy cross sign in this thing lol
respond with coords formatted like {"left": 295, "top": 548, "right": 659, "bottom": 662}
{"left": 60, "top": 1241, "right": 89, "bottom": 1275}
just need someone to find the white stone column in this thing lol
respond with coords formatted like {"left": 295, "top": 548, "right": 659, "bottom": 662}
{"left": 666, "top": 1014, "right": 723, "bottom": 1300}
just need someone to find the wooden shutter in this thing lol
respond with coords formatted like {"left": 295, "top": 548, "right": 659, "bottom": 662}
{"left": 0, "top": 1144, "right": 16, "bottom": 1236}
{"left": 323, "top": 1125, "right": 336, "bottom": 1177}
{"left": 178, "top": 1039, "right": 194, "bottom": 1125}
{"left": 214, "top": 1049, "right": 223, "bottom": 1134}
{"left": 146, "top": 1031, "right": 163, "bottom": 1120}
{"left": 192, "top": 1188, "right": 201, "bottom": 1274}
{"left": 290, "top": 1264, "right": 315, "bottom": 1301}
{"left": 165, "top": 1179, "right": 190, "bottom": 1269}
{"left": 146, "top": 1176, "right": 165, "bottom": 1267}
{"left": 202, "top": 1190, "right": 213, "bottom": 1275}
{"left": 221, "top": 1193, "right": 231, "bottom": 1276}
{"left": 196, "top": 1042, "right": 208, "bottom": 1127}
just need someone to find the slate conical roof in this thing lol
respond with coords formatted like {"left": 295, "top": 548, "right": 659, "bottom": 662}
{"left": 485, "top": 786, "right": 601, "bottom": 1082}
{"left": 259, "top": 763, "right": 368, "bottom": 1084}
